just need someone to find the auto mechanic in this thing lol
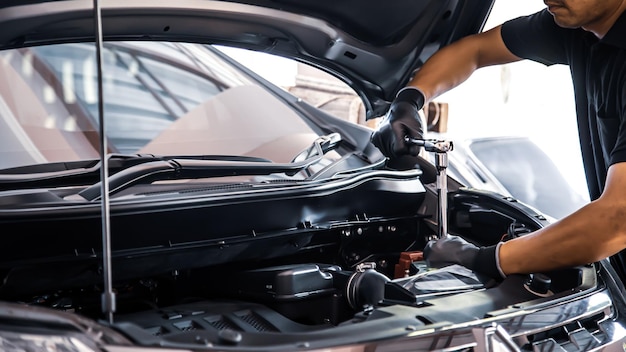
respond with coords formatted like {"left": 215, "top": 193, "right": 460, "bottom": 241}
{"left": 371, "top": 0, "right": 626, "bottom": 280}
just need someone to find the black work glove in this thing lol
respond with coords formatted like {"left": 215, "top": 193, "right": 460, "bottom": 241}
{"left": 423, "top": 235, "right": 506, "bottom": 280}
{"left": 371, "top": 87, "right": 425, "bottom": 158}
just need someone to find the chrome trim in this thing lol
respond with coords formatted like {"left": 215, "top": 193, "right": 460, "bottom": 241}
{"left": 304, "top": 290, "right": 624, "bottom": 352}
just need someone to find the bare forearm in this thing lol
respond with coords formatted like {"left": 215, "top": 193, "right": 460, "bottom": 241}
{"left": 407, "top": 42, "right": 478, "bottom": 102}
{"left": 500, "top": 204, "right": 623, "bottom": 274}
{"left": 500, "top": 163, "right": 626, "bottom": 274}
{"left": 407, "top": 25, "right": 520, "bottom": 102}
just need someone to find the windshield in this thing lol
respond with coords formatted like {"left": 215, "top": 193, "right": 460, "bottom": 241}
{"left": 0, "top": 42, "right": 321, "bottom": 171}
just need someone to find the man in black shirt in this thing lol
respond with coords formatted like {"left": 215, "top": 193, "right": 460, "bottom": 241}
{"left": 371, "top": 0, "right": 626, "bottom": 279}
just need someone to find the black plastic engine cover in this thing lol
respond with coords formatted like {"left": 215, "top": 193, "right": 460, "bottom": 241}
{"left": 0, "top": 170, "right": 424, "bottom": 290}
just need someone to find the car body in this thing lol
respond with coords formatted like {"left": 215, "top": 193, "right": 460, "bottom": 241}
{"left": 430, "top": 135, "right": 589, "bottom": 220}
{"left": 0, "top": 1, "right": 626, "bottom": 352}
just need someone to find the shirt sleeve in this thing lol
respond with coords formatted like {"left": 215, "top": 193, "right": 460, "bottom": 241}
{"left": 501, "top": 9, "right": 569, "bottom": 66}
{"left": 610, "top": 86, "right": 626, "bottom": 165}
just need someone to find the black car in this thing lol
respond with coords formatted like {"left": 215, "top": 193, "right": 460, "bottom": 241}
{"left": 0, "top": 1, "right": 625, "bottom": 351}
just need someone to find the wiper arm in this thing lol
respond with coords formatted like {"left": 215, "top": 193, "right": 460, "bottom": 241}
{"left": 291, "top": 132, "right": 341, "bottom": 163}
{"left": 0, "top": 154, "right": 272, "bottom": 191}
{"left": 76, "top": 133, "right": 342, "bottom": 201}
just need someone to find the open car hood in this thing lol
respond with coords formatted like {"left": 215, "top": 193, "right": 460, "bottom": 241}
{"left": 0, "top": 0, "right": 494, "bottom": 118}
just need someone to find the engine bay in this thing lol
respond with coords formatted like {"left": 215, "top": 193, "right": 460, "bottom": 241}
{"left": 0, "top": 182, "right": 599, "bottom": 349}
{"left": 0, "top": 135, "right": 604, "bottom": 349}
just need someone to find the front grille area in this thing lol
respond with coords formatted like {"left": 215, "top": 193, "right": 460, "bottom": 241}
{"left": 145, "top": 326, "right": 168, "bottom": 336}
{"left": 119, "top": 301, "right": 292, "bottom": 341}
{"left": 235, "top": 310, "right": 278, "bottom": 332}
{"left": 173, "top": 319, "right": 204, "bottom": 332}
{"left": 204, "top": 315, "right": 241, "bottom": 331}
{"left": 116, "top": 288, "right": 624, "bottom": 351}
{"left": 528, "top": 313, "right": 608, "bottom": 352}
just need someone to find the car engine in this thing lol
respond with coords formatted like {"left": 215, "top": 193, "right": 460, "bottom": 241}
{"left": 0, "top": 165, "right": 601, "bottom": 350}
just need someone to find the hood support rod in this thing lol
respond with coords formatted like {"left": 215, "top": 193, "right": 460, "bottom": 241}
{"left": 93, "top": 0, "right": 116, "bottom": 324}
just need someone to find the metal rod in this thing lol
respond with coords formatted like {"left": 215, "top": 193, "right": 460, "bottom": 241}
{"left": 93, "top": 0, "right": 116, "bottom": 324}
{"left": 435, "top": 152, "right": 448, "bottom": 239}
{"left": 405, "top": 137, "right": 452, "bottom": 239}
{"left": 494, "top": 324, "right": 522, "bottom": 351}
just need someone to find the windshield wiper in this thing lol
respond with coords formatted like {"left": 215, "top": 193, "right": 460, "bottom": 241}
{"left": 0, "top": 154, "right": 273, "bottom": 192}
{"left": 74, "top": 133, "right": 341, "bottom": 201}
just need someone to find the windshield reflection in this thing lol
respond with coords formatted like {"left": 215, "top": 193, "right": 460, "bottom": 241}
{"left": 0, "top": 42, "right": 320, "bottom": 170}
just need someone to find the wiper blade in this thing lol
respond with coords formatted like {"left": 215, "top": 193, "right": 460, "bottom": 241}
{"left": 76, "top": 133, "right": 341, "bottom": 201}
{"left": 0, "top": 154, "right": 272, "bottom": 191}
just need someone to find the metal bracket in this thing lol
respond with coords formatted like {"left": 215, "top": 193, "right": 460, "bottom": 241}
{"left": 472, "top": 324, "right": 521, "bottom": 352}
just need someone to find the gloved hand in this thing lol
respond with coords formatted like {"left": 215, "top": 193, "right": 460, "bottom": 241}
{"left": 371, "top": 87, "right": 425, "bottom": 158}
{"left": 423, "top": 235, "right": 506, "bottom": 280}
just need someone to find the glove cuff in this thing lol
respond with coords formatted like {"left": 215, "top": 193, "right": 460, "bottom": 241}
{"left": 395, "top": 86, "right": 425, "bottom": 110}
{"left": 473, "top": 242, "right": 506, "bottom": 280}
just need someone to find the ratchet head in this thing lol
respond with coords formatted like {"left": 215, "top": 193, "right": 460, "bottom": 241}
{"left": 404, "top": 136, "right": 453, "bottom": 153}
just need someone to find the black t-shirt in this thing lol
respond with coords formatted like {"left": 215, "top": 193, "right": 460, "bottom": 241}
{"left": 501, "top": 9, "right": 626, "bottom": 200}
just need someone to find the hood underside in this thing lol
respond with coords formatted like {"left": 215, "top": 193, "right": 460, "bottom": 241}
{"left": 0, "top": 0, "right": 494, "bottom": 117}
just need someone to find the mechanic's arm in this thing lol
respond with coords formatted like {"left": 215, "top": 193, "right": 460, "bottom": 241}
{"left": 499, "top": 162, "right": 626, "bottom": 274}
{"left": 408, "top": 25, "right": 521, "bottom": 102}
{"left": 424, "top": 163, "right": 626, "bottom": 278}
{"left": 371, "top": 25, "right": 521, "bottom": 158}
